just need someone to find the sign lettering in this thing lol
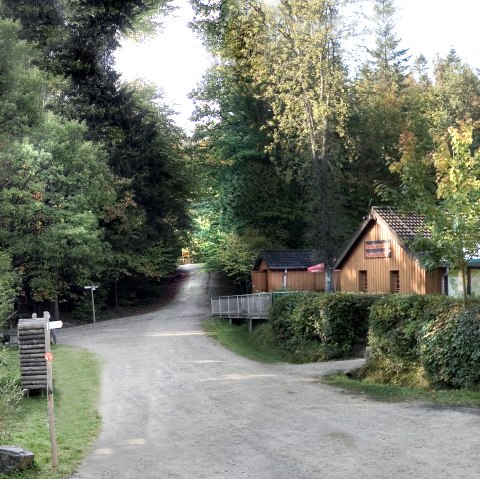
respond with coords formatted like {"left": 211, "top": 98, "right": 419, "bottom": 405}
{"left": 365, "top": 240, "right": 391, "bottom": 259}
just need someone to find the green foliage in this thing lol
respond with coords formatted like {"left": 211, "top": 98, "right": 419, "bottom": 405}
{"left": 242, "top": 0, "right": 351, "bottom": 266}
{"left": 268, "top": 292, "right": 312, "bottom": 351}
{"left": 325, "top": 373, "right": 480, "bottom": 406}
{"left": 368, "top": 0, "right": 410, "bottom": 82}
{"left": 387, "top": 122, "right": 480, "bottom": 307}
{"left": 190, "top": 58, "right": 307, "bottom": 276}
{"left": 0, "top": 345, "right": 101, "bottom": 479}
{"left": 2, "top": 2, "right": 192, "bottom": 295}
{"left": 203, "top": 317, "right": 291, "bottom": 363}
{"left": 0, "top": 8, "right": 190, "bottom": 314}
{"left": 364, "top": 293, "right": 480, "bottom": 391}
{"left": 430, "top": 50, "right": 480, "bottom": 136}
{"left": 201, "top": 229, "right": 275, "bottom": 291}
{"left": 368, "top": 294, "right": 455, "bottom": 362}
{"left": 366, "top": 295, "right": 480, "bottom": 391}
{"left": 0, "top": 252, "right": 19, "bottom": 325}
{"left": 0, "top": 18, "right": 118, "bottom": 304}
{"left": 268, "top": 292, "right": 377, "bottom": 360}
{"left": 0, "top": 347, "right": 23, "bottom": 443}
{"left": 313, "top": 293, "right": 377, "bottom": 358}
{"left": 421, "top": 303, "right": 480, "bottom": 390}
{"left": 367, "top": 294, "right": 457, "bottom": 386}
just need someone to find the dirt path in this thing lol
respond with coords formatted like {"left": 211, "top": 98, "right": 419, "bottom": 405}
{"left": 61, "top": 264, "right": 480, "bottom": 479}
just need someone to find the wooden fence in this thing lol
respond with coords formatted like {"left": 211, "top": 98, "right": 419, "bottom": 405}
{"left": 210, "top": 292, "right": 292, "bottom": 332}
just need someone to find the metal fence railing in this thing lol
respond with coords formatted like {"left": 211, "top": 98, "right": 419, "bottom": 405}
{"left": 211, "top": 291, "right": 305, "bottom": 332}
{"left": 211, "top": 293, "right": 272, "bottom": 320}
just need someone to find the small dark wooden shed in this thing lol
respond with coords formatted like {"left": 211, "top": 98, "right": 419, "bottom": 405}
{"left": 251, "top": 250, "right": 325, "bottom": 292}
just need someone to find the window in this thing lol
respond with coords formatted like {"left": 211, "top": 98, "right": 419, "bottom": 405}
{"left": 359, "top": 270, "right": 368, "bottom": 292}
{"left": 390, "top": 270, "right": 400, "bottom": 293}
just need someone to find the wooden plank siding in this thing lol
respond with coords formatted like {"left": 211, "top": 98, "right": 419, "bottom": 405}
{"left": 339, "top": 221, "right": 443, "bottom": 294}
{"left": 251, "top": 271, "right": 267, "bottom": 292}
{"left": 252, "top": 259, "right": 325, "bottom": 292}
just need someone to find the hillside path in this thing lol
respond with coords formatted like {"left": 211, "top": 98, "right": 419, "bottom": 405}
{"left": 60, "top": 264, "right": 480, "bottom": 479}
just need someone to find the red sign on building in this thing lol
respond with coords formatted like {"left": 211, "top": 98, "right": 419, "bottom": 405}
{"left": 365, "top": 240, "right": 391, "bottom": 259}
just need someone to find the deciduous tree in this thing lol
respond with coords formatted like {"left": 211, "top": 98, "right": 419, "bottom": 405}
{"left": 389, "top": 122, "right": 480, "bottom": 307}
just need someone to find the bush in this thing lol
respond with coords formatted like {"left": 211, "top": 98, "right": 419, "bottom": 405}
{"left": 268, "top": 292, "right": 311, "bottom": 350}
{"left": 269, "top": 292, "right": 378, "bottom": 360}
{"left": 421, "top": 303, "right": 480, "bottom": 390}
{"left": 368, "top": 294, "right": 455, "bottom": 362}
{"left": 0, "top": 347, "right": 23, "bottom": 442}
{"left": 366, "top": 294, "right": 457, "bottom": 386}
{"left": 314, "top": 293, "right": 377, "bottom": 359}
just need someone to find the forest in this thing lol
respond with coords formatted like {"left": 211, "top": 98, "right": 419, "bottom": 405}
{"left": 1, "top": 0, "right": 480, "bottom": 319}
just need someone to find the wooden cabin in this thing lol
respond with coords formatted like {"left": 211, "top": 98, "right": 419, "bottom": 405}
{"left": 251, "top": 250, "right": 325, "bottom": 293}
{"left": 333, "top": 206, "right": 445, "bottom": 294}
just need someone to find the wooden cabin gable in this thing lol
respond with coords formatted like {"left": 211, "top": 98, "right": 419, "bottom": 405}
{"left": 339, "top": 220, "right": 437, "bottom": 294}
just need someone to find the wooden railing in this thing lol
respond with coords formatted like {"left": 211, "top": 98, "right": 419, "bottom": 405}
{"left": 210, "top": 292, "right": 293, "bottom": 332}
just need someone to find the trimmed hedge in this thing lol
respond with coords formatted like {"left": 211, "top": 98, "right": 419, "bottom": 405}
{"left": 268, "top": 292, "right": 312, "bottom": 352}
{"left": 421, "top": 304, "right": 480, "bottom": 389}
{"left": 366, "top": 294, "right": 480, "bottom": 391}
{"left": 269, "top": 291, "right": 480, "bottom": 391}
{"left": 269, "top": 292, "right": 378, "bottom": 360}
{"left": 368, "top": 294, "right": 456, "bottom": 362}
{"left": 366, "top": 294, "right": 457, "bottom": 386}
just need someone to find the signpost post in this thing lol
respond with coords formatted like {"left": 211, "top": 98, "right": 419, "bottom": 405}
{"left": 84, "top": 284, "right": 98, "bottom": 323}
{"left": 43, "top": 311, "right": 63, "bottom": 468}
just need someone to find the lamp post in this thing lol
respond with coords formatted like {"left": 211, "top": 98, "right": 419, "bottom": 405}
{"left": 84, "top": 284, "right": 98, "bottom": 323}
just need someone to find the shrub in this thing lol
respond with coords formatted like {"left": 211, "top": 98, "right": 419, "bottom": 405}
{"left": 314, "top": 293, "right": 377, "bottom": 359}
{"left": 0, "top": 347, "right": 23, "bottom": 442}
{"left": 268, "top": 292, "right": 311, "bottom": 350}
{"left": 368, "top": 294, "right": 455, "bottom": 361}
{"left": 269, "top": 292, "right": 378, "bottom": 360}
{"left": 366, "top": 294, "right": 459, "bottom": 387}
{"left": 421, "top": 303, "right": 480, "bottom": 390}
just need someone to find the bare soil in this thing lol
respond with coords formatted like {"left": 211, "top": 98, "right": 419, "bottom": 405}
{"left": 60, "top": 264, "right": 480, "bottom": 479}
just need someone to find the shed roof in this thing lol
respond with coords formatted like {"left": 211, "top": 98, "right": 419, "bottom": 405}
{"left": 334, "top": 206, "right": 427, "bottom": 269}
{"left": 254, "top": 250, "right": 317, "bottom": 270}
{"left": 373, "top": 206, "right": 427, "bottom": 242}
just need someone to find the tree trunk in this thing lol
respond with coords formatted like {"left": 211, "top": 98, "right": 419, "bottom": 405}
{"left": 325, "top": 266, "right": 333, "bottom": 293}
{"left": 52, "top": 295, "right": 60, "bottom": 321}
{"left": 461, "top": 265, "right": 468, "bottom": 309}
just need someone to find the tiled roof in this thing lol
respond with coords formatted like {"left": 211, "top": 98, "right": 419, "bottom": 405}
{"left": 254, "top": 250, "right": 317, "bottom": 270}
{"left": 333, "top": 206, "right": 428, "bottom": 269}
{"left": 373, "top": 206, "right": 428, "bottom": 241}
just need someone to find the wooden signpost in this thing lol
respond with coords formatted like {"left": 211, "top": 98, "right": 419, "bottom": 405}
{"left": 43, "top": 312, "right": 63, "bottom": 468}
{"left": 84, "top": 284, "right": 98, "bottom": 323}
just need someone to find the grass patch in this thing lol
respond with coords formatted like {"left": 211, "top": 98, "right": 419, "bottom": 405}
{"left": 204, "top": 319, "right": 480, "bottom": 408}
{"left": 203, "top": 317, "right": 353, "bottom": 364}
{"left": 324, "top": 373, "right": 480, "bottom": 407}
{"left": 203, "top": 317, "right": 300, "bottom": 363}
{"left": 0, "top": 345, "right": 101, "bottom": 479}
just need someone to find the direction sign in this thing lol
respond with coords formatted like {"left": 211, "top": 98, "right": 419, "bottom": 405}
{"left": 45, "top": 352, "right": 54, "bottom": 361}
{"left": 48, "top": 321, "right": 63, "bottom": 330}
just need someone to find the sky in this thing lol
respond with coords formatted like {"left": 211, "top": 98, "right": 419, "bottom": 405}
{"left": 114, "top": 0, "right": 480, "bottom": 132}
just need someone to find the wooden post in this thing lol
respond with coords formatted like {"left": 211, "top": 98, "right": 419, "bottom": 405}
{"left": 90, "top": 286, "right": 96, "bottom": 323}
{"left": 43, "top": 312, "right": 58, "bottom": 468}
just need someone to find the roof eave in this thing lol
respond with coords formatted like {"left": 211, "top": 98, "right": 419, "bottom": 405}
{"left": 333, "top": 213, "right": 373, "bottom": 269}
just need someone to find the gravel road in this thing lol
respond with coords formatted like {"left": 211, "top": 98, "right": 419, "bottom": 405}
{"left": 61, "top": 264, "right": 480, "bottom": 479}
